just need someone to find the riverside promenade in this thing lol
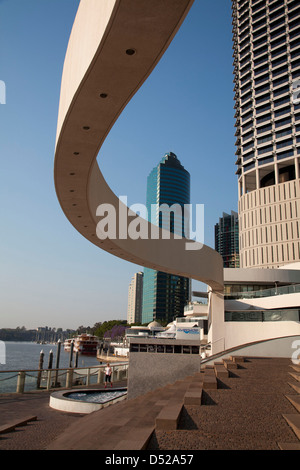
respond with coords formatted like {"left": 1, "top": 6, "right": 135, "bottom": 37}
{"left": 0, "top": 357, "right": 299, "bottom": 451}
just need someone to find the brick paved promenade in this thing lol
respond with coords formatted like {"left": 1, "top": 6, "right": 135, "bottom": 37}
{"left": 0, "top": 357, "right": 299, "bottom": 450}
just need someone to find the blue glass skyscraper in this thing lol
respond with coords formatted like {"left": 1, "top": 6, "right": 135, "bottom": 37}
{"left": 142, "top": 152, "right": 191, "bottom": 325}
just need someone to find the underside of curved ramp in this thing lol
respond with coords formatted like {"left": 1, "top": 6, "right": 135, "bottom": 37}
{"left": 54, "top": 0, "right": 224, "bottom": 292}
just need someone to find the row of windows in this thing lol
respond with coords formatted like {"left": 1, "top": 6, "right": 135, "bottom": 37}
{"left": 237, "top": 0, "right": 288, "bottom": 18}
{"left": 240, "top": 107, "right": 296, "bottom": 133}
{"left": 241, "top": 101, "right": 300, "bottom": 126}
{"left": 240, "top": 226, "right": 300, "bottom": 258}
{"left": 240, "top": 171, "right": 299, "bottom": 201}
{"left": 248, "top": 135, "right": 294, "bottom": 153}
{"left": 238, "top": 1, "right": 299, "bottom": 32}
{"left": 242, "top": 149, "right": 297, "bottom": 169}
{"left": 237, "top": 0, "right": 286, "bottom": 14}
{"left": 130, "top": 343, "right": 200, "bottom": 354}
{"left": 240, "top": 60, "right": 300, "bottom": 88}
{"left": 238, "top": 6, "right": 300, "bottom": 37}
{"left": 240, "top": 208, "right": 300, "bottom": 241}
{"left": 242, "top": 115, "right": 300, "bottom": 140}
{"left": 237, "top": 20, "right": 300, "bottom": 54}
{"left": 240, "top": 240, "right": 300, "bottom": 267}
{"left": 240, "top": 56, "right": 300, "bottom": 88}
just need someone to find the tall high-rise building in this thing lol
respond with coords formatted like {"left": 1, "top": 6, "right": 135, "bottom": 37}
{"left": 232, "top": 0, "right": 300, "bottom": 268}
{"left": 142, "top": 152, "right": 191, "bottom": 324}
{"left": 127, "top": 272, "right": 144, "bottom": 325}
{"left": 215, "top": 211, "right": 240, "bottom": 268}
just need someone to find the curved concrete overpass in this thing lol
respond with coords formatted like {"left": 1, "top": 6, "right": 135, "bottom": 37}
{"left": 54, "top": 0, "right": 224, "bottom": 291}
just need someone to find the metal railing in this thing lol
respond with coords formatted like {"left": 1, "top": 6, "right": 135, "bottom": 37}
{"left": 0, "top": 362, "right": 128, "bottom": 394}
{"left": 224, "top": 283, "right": 300, "bottom": 300}
{"left": 225, "top": 309, "right": 300, "bottom": 322}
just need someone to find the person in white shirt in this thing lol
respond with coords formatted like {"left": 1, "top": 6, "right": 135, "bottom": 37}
{"left": 104, "top": 363, "right": 112, "bottom": 388}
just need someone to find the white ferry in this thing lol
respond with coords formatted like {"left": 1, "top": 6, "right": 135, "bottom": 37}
{"left": 64, "top": 334, "right": 99, "bottom": 356}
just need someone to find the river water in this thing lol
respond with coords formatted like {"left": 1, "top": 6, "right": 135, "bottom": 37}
{"left": 0, "top": 341, "right": 101, "bottom": 393}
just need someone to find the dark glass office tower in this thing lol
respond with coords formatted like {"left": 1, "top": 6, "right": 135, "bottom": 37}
{"left": 142, "top": 152, "right": 191, "bottom": 325}
{"left": 215, "top": 211, "right": 240, "bottom": 268}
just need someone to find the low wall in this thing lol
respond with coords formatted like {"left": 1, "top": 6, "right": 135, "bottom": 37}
{"left": 224, "top": 322, "right": 300, "bottom": 352}
{"left": 203, "top": 335, "right": 300, "bottom": 366}
{"left": 222, "top": 334, "right": 300, "bottom": 360}
{"left": 127, "top": 338, "right": 201, "bottom": 399}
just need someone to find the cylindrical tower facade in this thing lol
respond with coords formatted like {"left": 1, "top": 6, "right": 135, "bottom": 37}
{"left": 233, "top": 0, "right": 300, "bottom": 268}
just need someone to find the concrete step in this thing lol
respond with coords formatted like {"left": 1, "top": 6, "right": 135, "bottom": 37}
{"left": 283, "top": 414, "right": 300, "bottom": 440}
{"left": 184, "top": 389, "right": 202, "bottom": 406}
{"left": 203, "top": 374, "right": 217, "bottom": 390}
{"left": 188, "top": 381, "right": 203, "bottom": 390}
{"left": 203, "top": 367, "right": 215, "bottom": 374}
{"left": 155, "top": 402, "right": 183, "bottom": 430}
{"left": 230, "top": 355, "right": 245, "bottom": 363}
{"left": 0, "top": 416, "right": 37, "bottom": 435}
{"left": 113, "top": 426, "right": 154, "bottom": 450}
{"left": 214, "top": 364, "right": 229, "bottom": 378}
{"left": 285, "top": 395, "right": 300, "bottom": 413}
{"left": 223, "top": 358, "right": 238, "bottom": 370}
{"left": 289, "top": 372, "right": 300, "bottom": 382}
{"left": 277, "top": 442, "right": 300, "bottom": 450}
{"left": 289, "top": 382, "right": 300, "bottom": 394}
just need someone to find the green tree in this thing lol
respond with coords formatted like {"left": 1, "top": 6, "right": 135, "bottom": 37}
{"left": 94, "top": 320, "right": 127, "bottom": 339}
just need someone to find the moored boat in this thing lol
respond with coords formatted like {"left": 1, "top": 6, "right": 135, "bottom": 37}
{"left": 64, "top": 334, "right": 99, "bottom": 356}
{"left": 63, "top": 338, "right": 73, "bottom": 352}
{"left": 74, "top": 334, "right": 99, "bottom": 356}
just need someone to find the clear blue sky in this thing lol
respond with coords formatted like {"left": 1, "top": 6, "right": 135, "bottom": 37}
{"left": 0, "top": 0, "right": 236, "bottom": 330}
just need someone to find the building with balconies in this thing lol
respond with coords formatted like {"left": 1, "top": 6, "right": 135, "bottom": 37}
{"left": 232, "top": 0, "right": 300, "bottom": 268}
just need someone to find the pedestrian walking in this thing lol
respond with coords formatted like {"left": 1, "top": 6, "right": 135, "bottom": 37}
{"left": 104, "top": 363, "right": 112, "bottom": 388}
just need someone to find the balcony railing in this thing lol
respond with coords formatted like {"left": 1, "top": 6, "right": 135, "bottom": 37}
{"left": 225, "top": 308, "right": 300, "bottom": 322}
{"left": 225, "top": 283, "right": 300, "bottom": 300}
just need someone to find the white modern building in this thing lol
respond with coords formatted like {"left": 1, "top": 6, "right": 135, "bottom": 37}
{"left": 204, "top": 262, "right": 300, "bottom": 356}
{"left": 127, "top": 272, "right": 143, "bottom": 325}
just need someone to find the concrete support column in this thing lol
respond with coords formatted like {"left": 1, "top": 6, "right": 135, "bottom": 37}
{"left": 256, "top": 167, "right": 260, "bottom": 190}
{"left": 242, "top": 173, "right": 246, "bottom": 195}
{"left": 238, "top": 178, "right": 243, "bottom": 198}
{"left": 274, "top": 161, "right": 279, "bottom": 185}
{"left": 207, "top": 290, "right": 225, "bottom": 355}
{"left": 295, "top": 157, "right": 299, "bottom": 180}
